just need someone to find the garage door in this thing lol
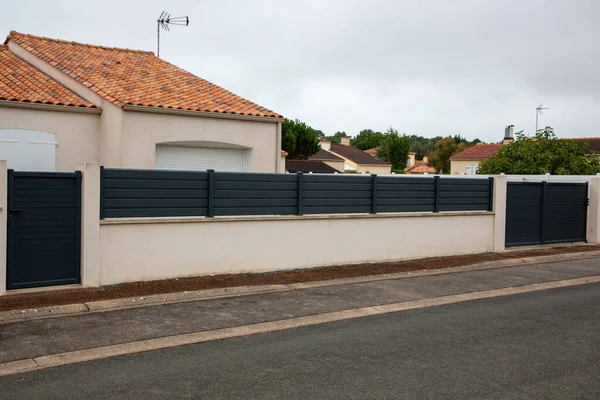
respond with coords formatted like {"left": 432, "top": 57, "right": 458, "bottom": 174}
{"left": 155, "top": 145, "right": 246, "bottom": 172}
{"left": 0, "top": 130, "right": 56, "bottom": 171}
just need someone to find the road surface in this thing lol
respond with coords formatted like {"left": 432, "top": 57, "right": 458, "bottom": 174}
{"left": 1, "top": 282, "right": 599, "bottom": 399}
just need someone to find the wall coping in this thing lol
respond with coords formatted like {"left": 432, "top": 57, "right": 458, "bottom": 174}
{"left": 100, "top": 211, "right": 494, "bottom": 225}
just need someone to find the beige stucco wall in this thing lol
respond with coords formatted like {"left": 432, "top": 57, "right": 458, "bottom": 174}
{"left": 0, "top": 107, "right": 100, "bottom": 171}
{"left": 121, "top": 111, "right": 279, "bottom": 172}
{"left": 323, "top": 160, "right": 345, "bottom": 172}
{"left": 357, "top": 164, "right": 392, "bottom": 174}
{"left": 450, "top": 159, "right": 482, "bottom": 175}
{"left": 98, "top": 212, "right": 494, "bottom": 285}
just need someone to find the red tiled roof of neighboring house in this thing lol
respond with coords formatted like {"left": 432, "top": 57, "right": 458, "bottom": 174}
{"left": 280, "top": 150, "right": 288, "bottom": 157}
{"left": 363, "top": 148, "right": 379, "bottom": 156}
{"left": 309, "top": 148, "right": 344, "bottom": 161}
{"left": 329, "top": 144, "right": 390, "bottom": 165}
{"left": 566, "top": 137, "right": 600, "bottom": 152}
{"left": 0, "top": 45, "right": 95, "bottom": 108}
{"left": 450, "top": 143, "right": 503, "bottom": 160}
{"left": 405, "top": 160, "right": 436, "bottom": 174}
{"left": 5, "top": 31, "right": 281, "bottom": 118}
{"left": 285, "top": 160, "right": 339, "bottom": 173}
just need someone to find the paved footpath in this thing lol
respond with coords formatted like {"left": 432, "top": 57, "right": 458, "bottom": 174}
{"left": 0, "top": 256, "right": 598, "bottom": 367}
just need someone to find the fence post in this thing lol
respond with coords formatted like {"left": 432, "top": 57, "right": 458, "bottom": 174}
{"left": 371, "top": 174, "right": 377, "bottom": 214}
{"left": 207, "top": 170, "right": 215, "bottom": 217}
{"left": 99, "top": 166, "right": 105, "bottom": 220}
{"left": 492, "top": 175, "right": 507, "bottom": 252}
{"left": 587, "top": 177, "right": 600, "bottom": 243}
{"left": 540, "top": 180, "right": 547, "bottom": 244}
{"left": 0, "top": 161, "right": 7, "bottom": 295}
{"left": 488, "top": 177, "right": 494, "bottom": 211}
{"left": 433, "top": 175, "right": 440, "bottom": 212}
{"left": 297, "top": 172, "right": 304, "bottom": 216}
{"left": 78, "top": 163, "right": 101, "bottom": 287}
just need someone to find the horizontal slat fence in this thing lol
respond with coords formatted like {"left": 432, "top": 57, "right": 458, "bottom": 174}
{"left": 101, "top": 168, "right": 494, "bottom": 219}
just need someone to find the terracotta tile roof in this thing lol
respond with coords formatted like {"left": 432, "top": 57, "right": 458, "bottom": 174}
{"left": 309, "top": 149, "right": 344, "bottom": 161}
{"left": 285, "top": 160, "right": 339, "bottom": 173}
{"left": 566, "top": 137, "right": 600, "bottom": 152}
{"left": 405, "top": 160, "right": 436, "bottom": 174}
{"left": 0, "top": 45, "right": 95, "bottom": 108}
{"left": 280, "top": 150, "right": 288, "bottom": 157}
{"left": 5, "top": 31, "right": 281, "bottom": 118}
{"left": 363, "top": 148, "right": 379, "bottom": 156}
{"left": 450, "top": 143, "right": 503, "bottom": 160}
{"left": 329, "top": 143, "right": 390, "bottom": 165}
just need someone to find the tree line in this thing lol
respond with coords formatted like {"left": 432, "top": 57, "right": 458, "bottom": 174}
{"left": 282, "top": 118, "right": 481, "bottom": 173}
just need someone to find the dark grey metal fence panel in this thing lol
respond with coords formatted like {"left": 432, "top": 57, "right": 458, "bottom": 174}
{"left": 214, "top": 172, "right": 298, "bottom": 216}
{"left": 544, "top": 183, "right": 587, "bottom": 244}
{"left": 505, "top": 183, "right": 543, "bottom": 246}
{"left": 438, "top": 178, "right": 491, "bottom": 211}
{"left": 102, "top": 168, "right": 208, "bottom": 218}
{"left": 303, "top": 174, "right": 372, "bottom": 214}
{"left": 7, "top": 171, "right": 81, "bottom": 290}
{"left": 100, "top": 169, "right": 495, "bottom": 218}
{"left": 376, "top": 176, "right": 435, "bottom": 213}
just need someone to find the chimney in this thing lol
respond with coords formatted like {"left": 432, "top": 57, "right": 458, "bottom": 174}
{"left": 503, "top": 125, "right": 514, "bottom": 145}
{"left": 319, "top": 139, "right": 331, "bottom": 151}
{"left": 340, "top": 136, "right": 351, "bottom": 146}
{"left": 423, "top": 155, "right": 429, "bottom": 164}
{"left": 408, "top": 152, "right": 416, "bottom": 166}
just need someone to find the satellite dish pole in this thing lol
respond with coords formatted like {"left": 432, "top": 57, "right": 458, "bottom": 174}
{"left": 535, "top": 103, "right": 549, "bottom": 134}
{"left": 157, "top": 11, "right": 189, "bottom": 58}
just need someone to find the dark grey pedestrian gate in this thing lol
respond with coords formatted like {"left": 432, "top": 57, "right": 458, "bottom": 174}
{"left": 505, "top": 182, "right": 588, "bottom": 247}
{"left": 6, "top": 171, "right": 81, "bottom": 290}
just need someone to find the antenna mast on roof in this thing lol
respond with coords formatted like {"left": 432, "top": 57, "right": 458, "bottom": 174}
{"left": 156, "top": 11, "right": 189, "bottom": 58}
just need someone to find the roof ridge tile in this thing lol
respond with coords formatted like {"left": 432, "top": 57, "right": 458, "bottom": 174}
{"left": 8, "top": 31, "right": 154, "bottom": 54}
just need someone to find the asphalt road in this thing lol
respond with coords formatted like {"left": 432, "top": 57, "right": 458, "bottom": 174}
{"left": 2, "top": 283, "right": 600, "bottom": 399}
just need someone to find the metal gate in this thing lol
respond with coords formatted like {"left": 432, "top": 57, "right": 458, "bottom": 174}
{"left": 6, "top": 171, "right": 81, "bottom": 290}
{"left": 505, "top": 182, "right": 588, "bottom": 247}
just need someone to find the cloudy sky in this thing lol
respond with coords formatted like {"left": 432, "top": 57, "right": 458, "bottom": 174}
{"left": 3, "top": 0, "right": 599, "bottom": 142}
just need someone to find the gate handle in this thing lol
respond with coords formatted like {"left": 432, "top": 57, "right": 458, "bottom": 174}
{"left": 10, "top": 209, "right": 23, "bottom": 214}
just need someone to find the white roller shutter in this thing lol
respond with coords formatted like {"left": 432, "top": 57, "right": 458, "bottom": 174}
{"left": 155, "top": 145, "right": 246, "bottom": 172}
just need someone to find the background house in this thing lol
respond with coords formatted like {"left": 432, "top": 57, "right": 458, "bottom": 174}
{"left": 405, "top": 155, "right": 436, "bottom": 174}
{"left": 0, "top": 31, "right": 283, "bottom": 172}
{"left": 324, "top": 137, "right": 391, "bottom": 174}
{"left": 309, "top": 142, "right": 346, "bottom": 172}
{"left": 285, "top": 160, "right": 339, "bottom": 173}
{"left": 450, "top": 126, "right": 514, "bottom": 174}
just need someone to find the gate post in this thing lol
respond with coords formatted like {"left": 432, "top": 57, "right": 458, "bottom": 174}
{"left": 0, "top": 160, "right": 6, "bottom": 295}
{"left": 78, "top": 163, "right": 101, "bottom": 287}
{"left": 587, "top": 177, "right": 600, "bottom": 244}
{"left": 492, "top": 175, "right": 507, "bottom": 252}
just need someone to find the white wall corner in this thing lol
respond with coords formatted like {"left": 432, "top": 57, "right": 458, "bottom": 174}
{"left": 276, "top": 122, "right": 283, "bottom": 173}
{"left": 492, "top": 175, "right": 507, "bottom": 252}
{"left": 0, "top": 160, "right": 6, "bottom": 294}
{"left": 99, "top": 103, "right": 124, "bottom": 167}
{"left": 78, "top": 162, "right": 101, "bottom": 287}
{"left": 587, "top": 178, "right": 600, "bottom": 244}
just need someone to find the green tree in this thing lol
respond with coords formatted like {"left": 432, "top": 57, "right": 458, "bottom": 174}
{"left": 377, "top": 128, "right": 411, "bottom": 170}
{"left": 409, "top": 135, "right": 443, "bottom": 159}
{"left": 351, "top": 129, "right": 385, "bottom": 150}
{"left": 428, "top": 138, "right": 469, "bottom": 173}
{"left": 281, "top": 119, "right": 320, "bottom": 159}
{"left": 478, "top": 127, "right": 600, "bottom": 175}
{"left": 324, "top": 131, "right": 347, "bottom": 144}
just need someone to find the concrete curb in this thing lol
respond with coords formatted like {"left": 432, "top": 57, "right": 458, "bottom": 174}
{"left": 1, "top": 274, "right": 599, "bottom": 377}
{"left": 1, "top": 250, "right": 599, "bottom": 324}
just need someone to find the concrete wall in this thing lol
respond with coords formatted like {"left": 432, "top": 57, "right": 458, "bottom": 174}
{"left": 451, "top": 159, "right": 481, "bottom": 175}
{"left": 323, "top": 160, "right": 345, "bottom": 172}
{"left": 121, "top": 111, "right": 280, "bottom": 172}
{"left": 98, "top": 212, "right": 495, "bottom": 285}
{"left": 0, "top": 107, "right": 100, "bottom": 171}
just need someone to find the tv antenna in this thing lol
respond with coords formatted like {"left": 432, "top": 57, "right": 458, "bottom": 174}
{"left": 156, "top": 11, "right": 189, "bottom": 58}
{"left": 535, "top": 103, "right": 549, "bottom": 134}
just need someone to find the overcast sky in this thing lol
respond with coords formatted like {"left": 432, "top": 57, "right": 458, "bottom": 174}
{"left": 3, "top": 0, "right": 600, "bottom": 142}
